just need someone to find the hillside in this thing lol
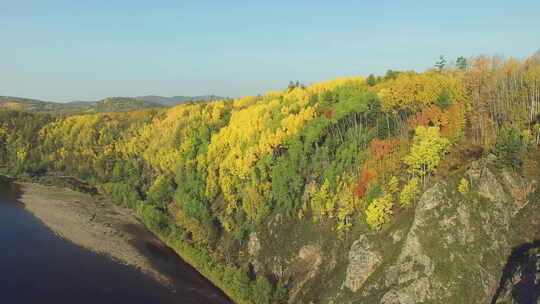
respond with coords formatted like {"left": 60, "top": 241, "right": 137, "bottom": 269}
{"left": 134, "top": 95, "right": 224, "bottom": 107}
{"left": 0, "top": 94, "right": 223, "bottom": 114}
{"left": 88, "top": 97, "right": 162, "bottom": 113}
{"left": 0, "top": 96, "right": 70, "bottom": 113}
{"left": 1, "top": 52, "right": 540, "bottom": 304}
{"left": 0, "top": 96, "right": 163, "bottom": 114}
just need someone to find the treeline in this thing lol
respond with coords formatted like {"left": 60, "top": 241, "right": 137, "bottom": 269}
{"left": 1, "top": 53, "right": 539, "bottom": 303}
{"left": 0, "top": 96, "right": 164, "bottom": 115}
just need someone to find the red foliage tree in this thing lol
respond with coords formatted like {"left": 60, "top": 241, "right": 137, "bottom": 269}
{"left": 323, "top": 109, "right": 333, "bottom": 119}
{"left": 355, "top": 168, "right": 372, "bottom": 198}
{"left": 408, "top": 105, "right": 444, "bottom": 130}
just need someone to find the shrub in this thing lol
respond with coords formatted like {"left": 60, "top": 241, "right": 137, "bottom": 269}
{"left": 250, "top": 276, "right": 272, "bottom": 304}
{"left": 457, "top": 178, "right": 469, "bottom": 195}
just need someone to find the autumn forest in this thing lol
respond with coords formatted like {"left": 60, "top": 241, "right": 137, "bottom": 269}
{"left": 2, "top": 53, "right": 540, "bottom": 303}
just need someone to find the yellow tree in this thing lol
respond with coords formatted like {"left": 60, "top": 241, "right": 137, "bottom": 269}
{"left": 377, "top": 71, "right": 445, "bottom": 113}
{"left": 378, "top": 70, "right": 465, "bottom": 115}
{"left": 205, "top": 91, "right": 316, "bottom": 221}
{"left": 399, "top": 177, "right": 420, "bottom": 206}
{"left": 335, "top": 173, "right": 360, "bottom": 239}
{"left": 310, "top": 179, "right": 334, "bottom": 222}
{"left": 404, "top": 126, "right": 449, "bottom": 186}
{"left": 365, "top": 194, "right": 393, "bottom": 231}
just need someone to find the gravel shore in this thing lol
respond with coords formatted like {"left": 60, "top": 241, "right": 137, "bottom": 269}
{"left": 14, "top": 181, "right": 174, "bottom": 287}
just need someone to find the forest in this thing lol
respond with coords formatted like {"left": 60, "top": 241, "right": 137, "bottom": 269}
{"left": 1, "top": 53, "right": 540, "bottom": 303}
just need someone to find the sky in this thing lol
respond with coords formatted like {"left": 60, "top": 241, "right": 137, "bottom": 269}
{"left": 1, "top": 1, "right": 539, "bottom": 102}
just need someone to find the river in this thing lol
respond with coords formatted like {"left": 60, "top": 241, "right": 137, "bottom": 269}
{"left": 0, "top": 180, "right": 230, "bottom": 304}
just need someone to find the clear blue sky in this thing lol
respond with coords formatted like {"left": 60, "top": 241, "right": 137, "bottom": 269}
{"left": 1, "top": 1, "right": 539, "bottom": 102}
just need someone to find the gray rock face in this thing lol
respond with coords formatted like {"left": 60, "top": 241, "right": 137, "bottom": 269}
{"left": 343, "top": 235, "right": 382, "bottom": 292}
{"left": 248, "top": 232, "right": 261, "bottom": 257}
{"left": 288, "top": 244, "right": 323, "bottom": 303}
{"left": 380, "top": 185, "right": 444, "bottom": 303}
{"left": 249, "top": 158, "right": 539, "bottom": 304}
{"left": 374, "top": 162, "right": 522, "bottom": 304}
{"left": 476, "top": 164, "right": 506, "bottom": 204}
{"left": 298, "top": 244, "right": 323, "bottom": 274}
{"left": 247, "top": 232, "right": 263, "bottom": 273}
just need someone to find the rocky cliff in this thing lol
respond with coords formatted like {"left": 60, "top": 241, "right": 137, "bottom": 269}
{"left": 247, "top": 158, "right": 540, "bottom": 303}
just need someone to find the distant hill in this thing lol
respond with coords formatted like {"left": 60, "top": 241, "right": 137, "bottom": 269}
{"left": 0, "top": 94, "right": 223, "bottom": 114}
{"left": 0, "top": 96, "right": 162, "bottom": 114}
{"left": 64, "top": 100, "right": 94, "bottom": 107}
{"left": 89, "top": 97, "right": 162, "bottom": 113}
{"left": 134, "top": 95, "right": 223, "bottom": 107}
{"left": 0, "top": 96, "right": 70, "bottom": 113}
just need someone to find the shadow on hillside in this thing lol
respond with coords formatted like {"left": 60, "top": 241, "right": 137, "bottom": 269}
{"left": 491, "top": 239, "right": 540, "bottom": 304}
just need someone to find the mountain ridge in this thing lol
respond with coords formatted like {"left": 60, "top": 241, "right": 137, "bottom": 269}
{"left": 134, "top": 95, "right": 224, "bottom": 106}
{"left": 0, "top": 94, "right": 223, "bottom": 114}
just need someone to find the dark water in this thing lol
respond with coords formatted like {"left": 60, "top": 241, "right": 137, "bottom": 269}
{"left": 0, "top": 181, "right": 230, "bottom": 304}
{"left": 491, "top": 239, "right": 540, "bottom": 304}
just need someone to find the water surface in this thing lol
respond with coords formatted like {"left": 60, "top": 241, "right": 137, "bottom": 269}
{"left": 0, "top": 181, "right": 229, "bottom": 304}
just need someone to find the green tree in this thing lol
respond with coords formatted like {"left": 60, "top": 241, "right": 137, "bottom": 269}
{"left": 271, "top": 155, "right": 304, "bottom": 216}
{"left": 492, "top": 125, "right": 528, "bottom": 170}
{"left": 229, "top": 266, "right": 250, "bottom": 301}
{"left": 434, "top": 88, "right": 452, "bottom": 110}
{"left": 366, "top": 74, "right": 377, "bottom": 86}
{"left": 365, "top": 182, "right": 382, "bottom": 206}
{"left": 435, "top": 55, "right": 447, "bottom": 73}
{"left": 456, "top": 56, "right": 468, "bottom": 71}
{"left": 288, "top": 80, "right": 296, "bottom": 90}
{"left": 273, "top": 277, "right": 289, "bottom": 304}
{"left": 147, "top": 175, "right": 176, "bottom": 207}
{"left": 250, "top": 276, "right": 272, "bottom": 304}
{"left": 384, "top": 69, "right": 400, "bottom": 80}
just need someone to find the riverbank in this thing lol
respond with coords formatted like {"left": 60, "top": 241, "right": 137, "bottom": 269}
{"left": 5, "top": 177, "right": 236, "bottom": 304}
{"left": 14, "top": 181, "right": 176, "bottom": 288}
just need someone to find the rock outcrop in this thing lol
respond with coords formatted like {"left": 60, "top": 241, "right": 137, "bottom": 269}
{"left": 247, "top": 158, "right": 540, "bottom": 303}
{"left": 288, "top": 244, "right": 323, "bottom": 303}
{"left": 343, "top": 235, "right": 382, "bottom": 292}
{"left": 375, "top": 162, "right": 517, "bottom": 303}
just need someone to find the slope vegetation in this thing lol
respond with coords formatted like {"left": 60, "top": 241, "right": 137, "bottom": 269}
{"left": 0, "top": 96, "right": 162, "bottom": 114}
{"left": 1, "top": 53, "right": 540, "bottom": 303}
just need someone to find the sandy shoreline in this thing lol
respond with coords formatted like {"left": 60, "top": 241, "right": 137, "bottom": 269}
{"left": 13, "top": 181, "right": 175, "bottom": 287}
